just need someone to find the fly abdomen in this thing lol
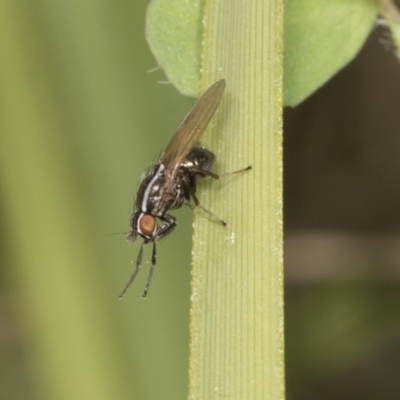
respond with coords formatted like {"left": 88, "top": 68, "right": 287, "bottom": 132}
{"left": 184, "top": 146, "right": 216, "bottom": 183}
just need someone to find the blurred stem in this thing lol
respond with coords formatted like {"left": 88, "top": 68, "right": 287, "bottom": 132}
{"left": 377, "top": 0, "right": 400, "bottom": 58}
{"left": 377, "top": 0, "right": 400, "bottom": 22}
{"left": 189, "top": 1, "right": 284, "bottom": 399}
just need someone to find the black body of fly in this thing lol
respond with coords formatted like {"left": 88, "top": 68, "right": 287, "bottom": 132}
{"left": 120, "top": 79, "right": 251, "bottom": 298}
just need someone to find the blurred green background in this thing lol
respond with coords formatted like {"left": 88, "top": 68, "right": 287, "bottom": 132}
{"left": 2, "top": 1, "right": 400, "bottom": 399}
{"left": 0, "top": 1, "right": 193, "bottom": 399}
{"left": 284, "top": 25, "right": 400, "bottom": 400}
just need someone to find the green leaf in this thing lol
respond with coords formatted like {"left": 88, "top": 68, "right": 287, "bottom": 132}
{"left": 284, "top": 0, "right": 378, "bottom": 106}
{"left": 147, "top": 0, "right": 378, "bottom": 107}
{"left": 146, "top": 0, "right": 203, "bottom": 97}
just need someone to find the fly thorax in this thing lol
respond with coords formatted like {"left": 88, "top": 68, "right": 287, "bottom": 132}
{"left": 138, "top": 163, "right": 166, "bottom": 213}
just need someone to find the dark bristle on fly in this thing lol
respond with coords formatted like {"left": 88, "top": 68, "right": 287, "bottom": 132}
{"left": 120, "top": 79, "right": 251, "bottom": 298}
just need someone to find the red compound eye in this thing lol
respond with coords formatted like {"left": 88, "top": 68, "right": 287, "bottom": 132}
{"left": 139, "top": 214, "right": 156, "bottom": 236}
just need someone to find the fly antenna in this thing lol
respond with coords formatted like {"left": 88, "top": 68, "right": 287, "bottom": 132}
{"left": 107, "top": 231, "right": 127, "bottom": 236}
{"left": 147, "top": 66, "right": 159, "bottom": 73}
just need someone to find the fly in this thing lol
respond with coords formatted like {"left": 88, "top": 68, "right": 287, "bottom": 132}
{"left": 120, "top": 79, "right": 251, "bottom": 298}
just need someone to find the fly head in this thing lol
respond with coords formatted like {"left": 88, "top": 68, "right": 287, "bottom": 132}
{"left": 128, "top": 211, "right": 158, "bottom": 243}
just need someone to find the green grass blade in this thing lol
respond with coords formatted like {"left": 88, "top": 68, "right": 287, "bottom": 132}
{"left": 189, "top": 2, "right": 284, "bottom": 399}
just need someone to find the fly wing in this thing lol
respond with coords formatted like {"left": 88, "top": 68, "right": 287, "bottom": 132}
{"left": 160, "top": 79, "right": 226, "bottom": 172}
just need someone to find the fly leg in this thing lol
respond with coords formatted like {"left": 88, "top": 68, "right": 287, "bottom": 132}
{"left": 184, "top": 165, "right": 252, "bottom": 226}
{"left": 218, "top": 165, "right": 252, "bottom": 177}
{"left": 189, "top": 165, "right": 252, "bottom": 180}
{"left": 119, "top": 241, "right": 145, "bottom": 299}
{"left": 186, "top": 189, "right": 227, "bottom": 226}
{"left": 142, "top": 214, "right": 177, "bottom": 298}
{"left": 142, "top": 242, "right": 156, "bottom": 298}
{"left": 184, "top": 174, "right": 227, "bottom": 226}
{"left": 119, "top": 215, "right": 177, "bottom": 299}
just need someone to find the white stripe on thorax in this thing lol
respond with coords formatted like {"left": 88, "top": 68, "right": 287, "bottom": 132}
{"left": 141, "top": 164, "right": 165, "bottom": 212}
